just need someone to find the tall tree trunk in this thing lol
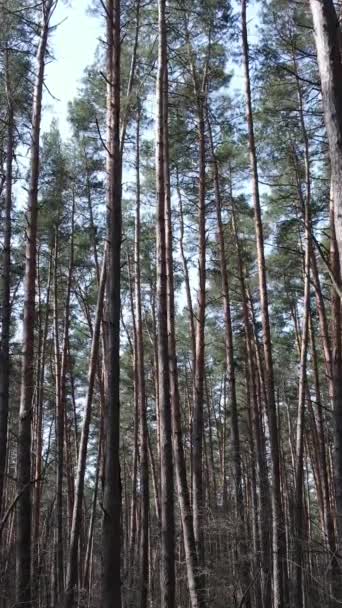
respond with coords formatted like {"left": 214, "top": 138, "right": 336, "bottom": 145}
{"left": 33, "top": 254, "right": 52, "bottom": 595}
{"left": 102, "top": 0, "right": 122, "bottom": 605}
{"left": 330, "top": 185, "right": 342, "bottom": 583}
{"left": 59, "top": 195, "right": 75, "bottom": 538}
{"left": 207, "top": 114, "right": 250, "bottom": 604}
{"left": 16, "top": 3, "right": 55, "bottom": 605}
{"left": 310, "top": 0, "right": 342, "bottom": 563}
{"left": 53, "top": 229, "right": 64, "bottom": 600}
{"left": 165, "top": 72, "right": 204, "bottom": 608}
{"left": 134, "top": 106, "right": 149, "bottom": 608}
{"left": 0, "top": 61, "right": 13, "bottom": 519}
{"left": 241, "top": 2, "right": 288, "bottom": 605}
{"left": 232, "top": 202, "right": 272, "bottom": 608}
{"left": 186, "top": 32, "right": 207, "bottom": 576}
{"left": 156, "top": 2, "right": 175, "bottom": 606}
{"left": 292, "top": 69, "right": 312, "bottom": 608}
{"left": 294, "top": 157, "right": 311, "bottom": 608}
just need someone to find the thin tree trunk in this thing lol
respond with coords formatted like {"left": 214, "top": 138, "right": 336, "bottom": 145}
{"left": 294, "top": 166, "right": 311, "bottom": 608}
{"left": 186, "top": 32, "right": 207, "bottom": 577}
{"left": 53, "top": 229, "right": 64, "bottom": 600}
{"left": 83, "top": 419, "right": 103, "bottom": 593}
{"left": 330, "top": 184, "right": 342, "bottom": 592}
{"left": 0, "top": 65, "right": 13, "bottom": 519}
{"left": 134, "top": 105, "right": 149, "bottom": 608}
{"left": 16, "top": 4, "right": 55, "bottom": 604}
{"left": 119, "top": 0, "right": 140, "bottom": 154}
{"left": 59, "top": 195, "right": 76, "bottom": 533}
{"left": 33, "top": 254, "right": 52, "bottom": 599}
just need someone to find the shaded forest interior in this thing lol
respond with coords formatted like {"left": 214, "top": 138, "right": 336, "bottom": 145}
{"left": 3, "top": 0, "right": 342, "bottom": 607}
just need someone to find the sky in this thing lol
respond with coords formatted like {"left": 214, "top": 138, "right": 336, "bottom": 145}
{"left": 41, "top": 1, "right": 261, "bottom": 138}
{"left": 42, "top": 1, "right": 102, "bottom": 136}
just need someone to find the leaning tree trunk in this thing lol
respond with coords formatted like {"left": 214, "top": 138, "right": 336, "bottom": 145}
{"left": 156, "top": 1, "right": 175, "bottom": 606}
{"left": 16, "top": 3, "right": 55, "bottom": 606}
{"left": 102, "top": 0, "right": 122, "bottom": 606}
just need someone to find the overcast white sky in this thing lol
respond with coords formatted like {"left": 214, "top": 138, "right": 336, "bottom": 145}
{"left": 42, "top": 1, "right": 102, "bottom": 136}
